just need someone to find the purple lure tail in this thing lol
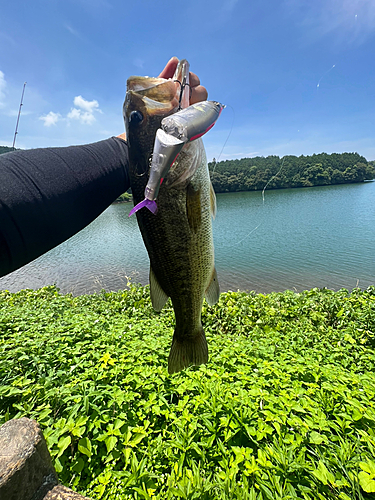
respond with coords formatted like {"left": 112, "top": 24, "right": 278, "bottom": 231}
{"left": 129, "top": 198, "right": 158, "bottom": 217}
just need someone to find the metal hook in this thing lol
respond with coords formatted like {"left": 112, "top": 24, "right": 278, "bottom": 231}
{"left": 134, "top": 157, "right": 151, "bottom": 177}
{"left": 174, "top": 77, "right": 191, "bottom": 110}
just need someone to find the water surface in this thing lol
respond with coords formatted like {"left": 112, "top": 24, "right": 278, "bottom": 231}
{"left": 1, "top": 182, "right": 374, "bottom": 295}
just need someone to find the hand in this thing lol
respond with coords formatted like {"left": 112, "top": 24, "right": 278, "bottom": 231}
{"left": 117, "top": 57, "right": 208, "bottom": 141}
{"left": 158, "top": 56, "right": 208, "bottom": 105}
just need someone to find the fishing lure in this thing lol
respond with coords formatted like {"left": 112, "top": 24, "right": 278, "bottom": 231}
{"left": 129, "top": 100, "right": 224, "bottom": 216}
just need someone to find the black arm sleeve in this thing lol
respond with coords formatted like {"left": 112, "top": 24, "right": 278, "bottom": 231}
{"left": 0, "top": 137, "right": 130, "bottom": 278}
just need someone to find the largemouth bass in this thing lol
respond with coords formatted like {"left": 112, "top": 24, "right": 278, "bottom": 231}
{"left": 123, "top": 59, "right": 220, "bottom": 374}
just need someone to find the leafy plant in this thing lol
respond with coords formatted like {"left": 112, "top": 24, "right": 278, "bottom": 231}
{"left": 1, "top": 285, "right": 375, "bottom": 499}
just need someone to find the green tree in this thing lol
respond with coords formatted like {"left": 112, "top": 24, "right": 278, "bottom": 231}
{"left": 0, "top": 146, "right": 16, "bottom": 154}
{"left": 209, "top": 152, "right": 371, "bottom": 193}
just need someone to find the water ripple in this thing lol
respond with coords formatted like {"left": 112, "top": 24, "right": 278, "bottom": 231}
{"left": 1, "top": 182, "right": 374, "bottom": 295}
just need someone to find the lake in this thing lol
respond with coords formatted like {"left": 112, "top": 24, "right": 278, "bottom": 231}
{"left": 1, "top": 182, "right": 374, "bottom": 295}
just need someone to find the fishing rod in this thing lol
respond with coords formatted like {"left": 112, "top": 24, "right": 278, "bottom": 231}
{"left": 12, "top": 81, "right": 27, "bottom": 150}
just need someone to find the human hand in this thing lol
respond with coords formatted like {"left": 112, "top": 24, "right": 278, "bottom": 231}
{"left": 117, "top": 57, "right": 208, "bottom": 141}
{"left": 158, "top": 56, "right": 208, "bottom": 105}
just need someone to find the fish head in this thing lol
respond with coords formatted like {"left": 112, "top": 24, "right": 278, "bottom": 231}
{"left": 123, "top": 59, "right": 190, "bottom": 177}
{"left": 123, "top": 77, "right": 179, "bottom": 174}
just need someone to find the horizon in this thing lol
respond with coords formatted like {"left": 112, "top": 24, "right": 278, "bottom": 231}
{"left": 1, "top": 143, "right": 372, "bottom": 163}
{"left": 1, "top": 1, "right": 375, "bottom": 161}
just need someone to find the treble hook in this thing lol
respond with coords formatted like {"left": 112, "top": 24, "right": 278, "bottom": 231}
{"left": 174, "top": 76, "right": 191, "bottom": 110}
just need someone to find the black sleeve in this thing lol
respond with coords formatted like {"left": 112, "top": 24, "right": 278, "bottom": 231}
{"left": 0, "top": 137, "right": 130, "bottom": 278}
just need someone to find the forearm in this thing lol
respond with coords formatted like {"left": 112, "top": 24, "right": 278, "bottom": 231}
{"left": 0, "top": 137, "right": 130, "bottom": 277}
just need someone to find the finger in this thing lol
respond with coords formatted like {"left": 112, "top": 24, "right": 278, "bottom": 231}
{"left": 190, "top": 85, "right": 208, "bottom": 105}
{"left": 117, "top": 132, "right": 126, "bottom": 142}
{"left": 189, "top": 71, "right": 200, "bottom": 88}
{"left": 158, "top": 56, "right": 179, "bottom": 79}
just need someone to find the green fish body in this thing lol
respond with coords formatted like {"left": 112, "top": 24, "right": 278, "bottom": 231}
{"left": 123, "top": 62, "right": 219, "bottom": 374}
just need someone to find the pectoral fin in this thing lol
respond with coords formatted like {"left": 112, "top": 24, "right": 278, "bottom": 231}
{"left": 167, "top": 140, "right": 204, "bottom": 188}
{"left": 186, "top": 184, "right": 202, "bottom": 233}
{"left": 149, "top": 267, "right": 169, "bottom": 311}
{"left": 205, "top": 267, "right": 220, "bottom": 306}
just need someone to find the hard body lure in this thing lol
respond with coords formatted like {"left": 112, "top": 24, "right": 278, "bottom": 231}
{"left": 129, "top": 100, "right": 224, "bottom": 216}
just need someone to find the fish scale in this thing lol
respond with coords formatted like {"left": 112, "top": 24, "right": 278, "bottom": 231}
{"left": 124, "top": 59, "right": 220, "bottom": 374}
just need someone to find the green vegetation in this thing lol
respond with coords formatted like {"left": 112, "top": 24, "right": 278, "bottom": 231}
{"left": 209, "top": 152, "right": 375, "bottom": 193}
{"left": 0, "top": 145, "right": 16, "bottom": 154}
{"left": 114, "top": 192, "right": 132, "bottom": 203}
{"left": 1, "top": 285, "right": 375, "bottom": 499}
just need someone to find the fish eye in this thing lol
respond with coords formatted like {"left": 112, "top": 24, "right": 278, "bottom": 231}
{"left": 130, "top": 110, "right": 144, "bottom": 124}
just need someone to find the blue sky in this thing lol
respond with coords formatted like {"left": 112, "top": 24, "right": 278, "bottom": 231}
{"left": 1, "top": 0, "right": 375, "bottom": 160}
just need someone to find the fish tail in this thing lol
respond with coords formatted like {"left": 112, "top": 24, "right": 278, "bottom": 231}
{"left": 168, "top": 326, "right": 208, "bottom": 374}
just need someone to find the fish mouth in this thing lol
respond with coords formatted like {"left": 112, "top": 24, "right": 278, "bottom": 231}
{"left": 126, "top": 77, "right": 178, "bottom": 116}
{"left": 125, "top": 59, "right": 190, "bottom": 117}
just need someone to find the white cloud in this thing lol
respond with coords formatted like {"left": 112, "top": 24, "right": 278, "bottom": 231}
{"left": 39, "top": 95, "right": 102, "bottom": 127}
{"left": 39, "top": 111, "right": 61, "bottom": 127}
{"left": 0, "top": 71, "right": 6, "bottom": 107}
{"left": 67, "top": 95, "right": 101, "bottom": 125}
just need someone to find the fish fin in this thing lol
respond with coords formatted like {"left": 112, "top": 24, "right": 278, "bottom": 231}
{"left": 149, "top": 267, "right": 169, "bottom": 311}
{"left": 210, "top": 181, "right": 217, "bottom": 219}
{"left": 186, "top": 184, "right": 202, "bottom": 233}
{"left": 168, "top": 326, "right": 208, "bottom": 374}
{"left": 205, "top": 267, "right": 220, "bottom": 306}
{"left": 167, "top": 140, "right": 204, "bottom": 188}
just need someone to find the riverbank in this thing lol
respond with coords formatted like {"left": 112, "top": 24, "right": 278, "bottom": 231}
{"left": 1, "top": 285, "right": 374, "bottom": 499}
{"left": 112, "top": 192, "right": 132, "bottom": 203}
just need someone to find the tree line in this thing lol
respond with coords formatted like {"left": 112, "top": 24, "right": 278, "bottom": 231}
{"left": 208, "top": 152, "right": 375, "bottom": 193}
{"left": 2, "top": 147, "right": 374, "bottom": 195}
{"left": 0, "top": 146, "right": 16, "bottom": 154}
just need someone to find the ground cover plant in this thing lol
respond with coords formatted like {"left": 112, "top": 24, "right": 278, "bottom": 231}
{"left": 0, "top": 284, "right": 375, "bottom": 499}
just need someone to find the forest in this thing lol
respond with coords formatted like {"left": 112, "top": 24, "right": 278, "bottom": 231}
{"left": 0, "top": 146, "right": 15, "bottom": 154}
{"left": 2, "top": 147, "right": 375, "bottom": 195}
{"left": 208, "top": 152, "right": 375, "bottom": 193}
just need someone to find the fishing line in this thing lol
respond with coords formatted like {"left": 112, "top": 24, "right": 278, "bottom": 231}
{"left": 316, "top": 64, "right": 336, "bottom": 89}
{"left": 216, "top": 62, "right": 337, "bottom": 248}
{"left": 221, "top": 155, "right": 288, "bottom": 247}
{"left": 210, "top": 104, "right": 235, "bottom": 174}
{"left": 207, "top": 105, "right": 289, "bottom": 248}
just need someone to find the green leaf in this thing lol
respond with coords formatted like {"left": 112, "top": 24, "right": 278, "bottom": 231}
{"left": 78, "top": 437, "right": 92, "bottom": 457}
{"left": 54, "top": 457, "right": 63, "bottom": 473}
{"left": 359, "top": 460, "right": 375, "bottom": 476}
{"left": 352, "top": 408, "right": 363, "bottom": 421}
{"left": 309, "top": 431, "right": 326, "bottom": 444}
{"left": 339, "top": 494, "right": 352, "bottom": 500}
{"left": 105, "top": 435, "right": 117, "bottom": 453}
{"left": 129, "top": 432, "right": 147, "bottom": 446}
{"left": 113, "top": 419, "right": 125, "bottom": 430}
{"left": 57, "top": 435, "right": 71, "bottom": 457}
{"left": 311, "top": 460, "right": 335, "bottom": 486}
{"left": 358, "top": 471, "right": 375, "bottom": 493}
{"left": 72, "top": 457, "right": 85, "bottom": 473}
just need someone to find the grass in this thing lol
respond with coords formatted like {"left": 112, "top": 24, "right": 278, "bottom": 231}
{"left": 0, "top": 284, "right": 375, "bottom": 499}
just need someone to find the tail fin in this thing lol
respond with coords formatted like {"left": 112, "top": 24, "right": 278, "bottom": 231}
{"left": 168, "top": 326, "right": 208, "bottom": 374}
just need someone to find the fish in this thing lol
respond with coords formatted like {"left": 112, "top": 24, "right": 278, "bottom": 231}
{"left": 123, "top": 59, "right": 220, "bottom": 374}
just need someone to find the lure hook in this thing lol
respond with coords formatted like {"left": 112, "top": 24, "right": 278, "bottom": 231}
{"left": 174, "top": 77, "right": 191, "bottom": 111}
{"left": 129, "top": 100, "right": 225, "bottom": 217}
